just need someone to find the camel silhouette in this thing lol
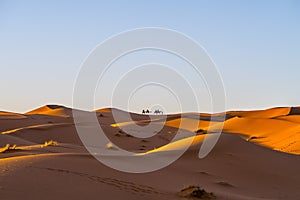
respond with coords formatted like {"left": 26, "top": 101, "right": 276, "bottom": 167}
{"left": 153, "top": 109, "right": 163, "bottom": 115}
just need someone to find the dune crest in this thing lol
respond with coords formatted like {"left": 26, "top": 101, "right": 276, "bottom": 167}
{"left": 25, "top": 105, "right": 72, "bottom": 117}
{"left": 227, "top": 107, "right": 291, "bottom": 119}
{"left": 0, "top": 111, "right": 27, "bottom": 119}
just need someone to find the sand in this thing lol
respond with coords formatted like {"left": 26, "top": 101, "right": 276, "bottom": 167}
{"left": 0, "top": 105, "right": 300, "bottom": 199}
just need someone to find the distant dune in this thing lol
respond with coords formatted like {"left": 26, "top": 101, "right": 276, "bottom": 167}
{"left": 25, "top": 105, "right": 72, "bottom": 117}
{"left": 1, "top": 105, "right": 300, "bottom": 199}
{"left": 0, "top": 111, "right": 27, "bottom": 119}
{"left": 226, "top": 107, "right": 291, "bottom": 118}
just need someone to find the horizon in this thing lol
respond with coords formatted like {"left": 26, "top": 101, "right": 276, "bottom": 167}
{"left": 1, "top": 0, "right": 300, "bottom": 113}
{"left": 2, "top": 103, "right": 300, "bottom": 115}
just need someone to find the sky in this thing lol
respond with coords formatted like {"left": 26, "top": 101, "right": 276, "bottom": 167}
{"left": 0, "top": 0, "right": 299, "bottom": 113}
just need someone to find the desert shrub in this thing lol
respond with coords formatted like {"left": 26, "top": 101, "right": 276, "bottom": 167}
{"left": 43, "top": 140, "right": 58, "bottom": 147}
{"left": 177, "top": 186, "right": 215, "bottom": 199}
{"left": 114, "top": 133, "right": 122, "bottom": 137}
{"left": 0, "top": 144, "right": 18, "bottom": 153}
{"left": 0, "top": 144, "right": 10, "bottom": 153}
{"left": 106, "top": 142, "right": 117, "bottom": 150}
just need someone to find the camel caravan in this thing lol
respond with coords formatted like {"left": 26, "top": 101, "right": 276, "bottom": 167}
{"left": 142, "top": 109, "right": 163, "bottom": 115}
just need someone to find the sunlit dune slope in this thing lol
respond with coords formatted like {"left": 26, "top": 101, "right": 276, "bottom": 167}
{"left": 163, "top": 118, "right": 222, "bottom": 132}
{"left": 274, "top": 115, "right": 300, "bottom": 123}
{"left": 25, "top": 105, "right": 72, "bottom": 117}
{"left": 100, "top": 106, "right": 300, "bottom": 154}
{"left": 0, "top": 111, "right": 27, "bottom": 119}
{"left": 94, "top": 108, "right": 112, "bottom": 113}
{"left": 207, "top": 116, "right": 300, "bottom": 154}
{"left": 145, "top": 134, "right": 207, "bottom": 153}
{"left": 227, "top": 107, "right": 291, "bottom": 118}
{"left": 144, "top": 133, "right": 271, "bottom": 155}
{"left": 119, "top": 106, "right": 299, "bottom": 155}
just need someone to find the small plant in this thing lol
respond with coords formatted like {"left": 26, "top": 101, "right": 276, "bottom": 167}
{"left": 0, "top": 144, "right": 18, "bottom": 153}
{"left": 43, "top": 140, "right": 58, "bottom": 147}
{"left": 0, "top": 144, "right": 10, "bottom": 153}
{"left": 177, "top": 186, "right": 215, "bottom": 199}
{"left": 114, "top": 133, "right": 122, "bottom": 137}
{"left": 106, "top": 142, "right": 113, "bottom": 149}
{"left": 106, "top": 142, "right": 117, "bottom": 150}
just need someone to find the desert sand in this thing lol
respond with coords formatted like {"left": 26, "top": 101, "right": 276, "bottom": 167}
{"left": 1, "top": 105, "right": 300, "bottom": 200}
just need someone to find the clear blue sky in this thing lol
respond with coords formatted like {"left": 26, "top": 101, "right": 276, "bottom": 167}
{"left": 0, "top": 0, "right": 299, "bottom": 113}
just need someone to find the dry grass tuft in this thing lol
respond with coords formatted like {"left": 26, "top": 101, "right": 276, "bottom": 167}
{"left": 106, "top": 142, "right": 118, "bottom": 150}
{"left": 0, "top": 144, "right": 18, "bottom": 153}
{"left": 42, "top": 140, "right": 58, "bottom": 147}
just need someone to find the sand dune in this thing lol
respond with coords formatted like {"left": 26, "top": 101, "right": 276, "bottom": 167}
{"left": 1, "top": 105, "right": 300, "bottom": 200}
{"left": 95, "top": 108, "right": 112, "bottom": 113}
{"left": 0, "top": 111, "right": 27, "bottom": 119}
{"left": 2, "top": 123, "right": 83, "bottom": 146}
{"left": 163, "top": 118, "right": 222, "bottom": 132}
{"left": 219, "top": 117, "right": 300, "bottom": 154}
{"left": 0, "top": 134, "right": 34, "bottom": 146}
{"left": 25, "top": 105, "right": 73, "bottom": 117}
{"left": 275, "top": 115, "right": 300, "bottom": 123}
{"left": 1, "top": 123, "right": 71, "bottom": 134}
{"left": 227, "top": 107, "right": 291, "bottom": 119}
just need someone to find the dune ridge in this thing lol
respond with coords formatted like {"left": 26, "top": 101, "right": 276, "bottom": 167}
{"left": 0, "top": 111, "right": 27, "bottom": 119}
{"left": 25, "top": 105, "right": 72, "bottom": 117}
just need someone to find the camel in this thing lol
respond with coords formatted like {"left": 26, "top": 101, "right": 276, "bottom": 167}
{"left": 154, "top": 109, "right": 163, "bottom": 115}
